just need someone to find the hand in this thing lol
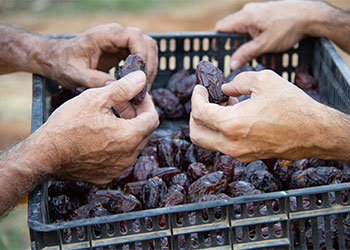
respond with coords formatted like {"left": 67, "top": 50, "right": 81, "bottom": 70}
{"left": 40, "top": 23, "right": 158, "bottom": 89}
{"left": 36, "top": 71, "right": 159, "bottom": 184}
{"left": 215, "top": 1, "right": 328, "bottom": 69}
{"left": 190, "top": 70, "right": 327, "bottom": 162}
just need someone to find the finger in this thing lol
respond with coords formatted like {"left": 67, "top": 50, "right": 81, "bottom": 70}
{"left": 227, "top": 96, "right": 239, "bottom": 106}
{"left": 191, "top": 85, "right": 227, "bottom": 131}
{"left": 215, "top": 12, "right": 250, "bottom": 34}
{"left": 222, "top": 71, "right": 260, "bottom": 97}
{"left": 79, "top": 69, "right": 116, "bottom": 88}
{"left": 189, "top": 115, "right": 224, "bottom": 152}
{"left": 230, "top": 34, "right": 266, "bottom": 70}
{"left": 144, "top": 36, "right": 159, "bottom": 88}
{"left": 103, "top": 71, "right": 146, "bottom": 107}
{"left": 113, "top": 102, "right": 136, "bottom": 119}
{"left": 125, "top": 94, "right": 159, "bottom": 138}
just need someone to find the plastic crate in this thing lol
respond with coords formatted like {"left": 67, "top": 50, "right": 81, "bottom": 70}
{"left": 29, "top": 32, "right": 350, "bottom": 250}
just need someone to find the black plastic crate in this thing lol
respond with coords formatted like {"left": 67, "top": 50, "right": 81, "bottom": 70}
{"left": 29, "top": 32, "right": 350, "bottom": 249}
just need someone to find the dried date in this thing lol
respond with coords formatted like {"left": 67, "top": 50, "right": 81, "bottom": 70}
{"left": 195, "top": 61, "right": 229, "bottom": 104}
{"left": 193, "top": 145, "right": 217, "bottom": 165}
{"left": 213, "top": 155, "right": 235, "bottom": 182}
{"left": 141, "top": 177, "right": 167, "bottom": 209}
{"left": 166, "top": 69, "right": 189, "bottom": 93}
{"left": 133, "top": 156, "right": 157, "bottom": 181}
{"left": 116, "top": 54, "right": 147, "bottom": 105}
{"left": 152, "top": 88, "right": 184, "bottom": 119}
{"left": 151, "top": 167, "right": 182, "bottom": 185}
{"left": 157, "top": 138, "right": 190, "bottom": 169}
{"left": 171, "top": 173, "right": 190, "bottom": 191}
{"left": 245, "top": 170, "right": 282, "bottom": 193}
{"left": 124, "top": 180, "right": 147, "bottom": 199}
{"left": 107, "top": 192, "right": 142, "bottom": 214}
{"left": 174, "top": 74, "right": 196, "bottom": 103}
{"left": 187, "top": 162, "right": 209, "bottom": 183}
{"left": 226, "top": 181, "right": 255, "bottom": 197}
{"left": 188, "top": 171, "right": 228, "bottom": 203}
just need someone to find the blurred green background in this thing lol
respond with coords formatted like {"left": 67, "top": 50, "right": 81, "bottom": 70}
{"left": 0, "top": 0, "right": 349, "bottom": 249}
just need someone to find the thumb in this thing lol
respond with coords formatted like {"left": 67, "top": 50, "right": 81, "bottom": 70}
{"left": 230, "top": 35, "right": 265, "bottom": 70}
{"left": 103, "top": 71, "right": 146, "bottom": 107}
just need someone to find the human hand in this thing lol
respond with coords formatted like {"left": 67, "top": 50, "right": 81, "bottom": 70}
{"left": 39, "top": 23, "right": 158, "bottom": 89}
{"left": 190, "top": 70, "right": 326, "bottom": 162}
{"left": 215, "top": 1, "right": 328, "bottom": 69}
{"left": 36, "top": 71, "right": 159, "bottom": 184}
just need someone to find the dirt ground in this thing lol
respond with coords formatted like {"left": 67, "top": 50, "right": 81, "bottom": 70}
{"left": 0, "top": 0, "right": 349, "bottom": 249}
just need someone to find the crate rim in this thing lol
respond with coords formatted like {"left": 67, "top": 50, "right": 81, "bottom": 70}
{"left": 28, "top": 182, "right": 350, "bottom": 232}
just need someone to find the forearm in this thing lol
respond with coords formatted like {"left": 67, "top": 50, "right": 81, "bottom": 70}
{"left": 0, "top": 23, "right": 61, "bottom": 76}
{"left": 310, "top": 104, "right": 350, "bottom": 161}
{"left": 305, "top": 2, "right": 350, "bottom": 53}
{"left": 0, "top": 129, "right": 58, "bottom": 215}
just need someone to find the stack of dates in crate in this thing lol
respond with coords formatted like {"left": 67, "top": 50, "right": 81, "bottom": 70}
{"left": 48, "top": 57, "right": 350, "bottom": 249}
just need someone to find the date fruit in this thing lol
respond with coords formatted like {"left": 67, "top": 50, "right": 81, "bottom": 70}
{"left": 195, "top": 61, "right": 229, "bottom": 104}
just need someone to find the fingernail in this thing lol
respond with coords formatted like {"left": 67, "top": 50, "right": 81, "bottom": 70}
{"left": 128, "top": 71, "right": 146, "bottom": 86}
{"left": 230, "top": 60, "right": 241, "bottom": 70}
{"left": 104, "top": 80, "right": 114, "bottom": 86}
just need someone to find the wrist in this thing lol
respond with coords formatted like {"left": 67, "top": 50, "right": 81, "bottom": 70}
{"left": 307, "top": 103, "right": 350, "bottom": 161}
{"left": 27, "top": 36, "right": 66, "bottom": 81}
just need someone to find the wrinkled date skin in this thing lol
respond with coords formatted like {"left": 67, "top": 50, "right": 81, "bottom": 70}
{"left": 148, "top": 129, "right": 182, "bottom": 147}
{"left": 195, "top": 61, "right": 229, "bottom": 104}
{"left": 160, "top": 189, "right": 186, "bottom": 208}
{"left": 174, "top": 74, "right": 196, "bottom": 103}
{"left": 166, "top": 69, "right": 190, "bottom": 93}
{"left": 226, "top": 181, "right": 255, "bottom": 197}
{"left": 133, "top": 156, "right": 158, "bottom": 181}
{"left": 188, "top": 171, "right": 228, "bottom": 203}
{"left": 115, "top": 54, "right": 147, "bottom": 105}
{"left": 141, "top": 177, "right": 167, "bottom": 209}
{"left": 272, "top": 159, "right": 308, "bottom": 188}
{"left": 213, "top": 155, "right": 235, "bottom": 182}
{"left": 151, "top": 167, "right": 182, "bottom": 185}
{"left": 107, "top": 192, "right": 142, "bottom": 214}
{"left": 290, "top": 167, "right": 345, "bottom": 189}
{"left": 245, "top": 170, "right": 282, "bottom": 193}
{"left": 171, "top": 173, "right": 190, "bottom": 191}
{"left": 152, "top": 88, "right": 184, "bottom": 119}
{"left": 187, "top": 162, "right": 209, "bottom": 183}
{"left": 157, "top": 138, "right": 190, "bottom": 170}
{"left": 124, "top": 180, "right": 147, "bottom": 199}
{"left": 194, "top": 145, "right": 218, "bottom": 165}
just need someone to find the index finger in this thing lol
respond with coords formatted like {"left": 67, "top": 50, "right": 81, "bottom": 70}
{"left": 191, "top": 85, "right": 229, "bottom": 132}
{"left": 215, "top": 11, "right": 251, "bottom": 34}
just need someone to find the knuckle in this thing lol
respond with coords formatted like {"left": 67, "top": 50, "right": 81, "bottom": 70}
{"left": 128, "top": 27, "right": 143, "bottom": 36}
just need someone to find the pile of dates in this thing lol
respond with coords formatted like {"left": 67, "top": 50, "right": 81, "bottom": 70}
{"left": 48, "top": 61, "right": 348, "bottom": 249}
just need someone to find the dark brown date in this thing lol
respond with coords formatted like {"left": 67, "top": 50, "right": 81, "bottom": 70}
{"left": 157, "top": 138, "right": 190, "bottom": 169}
{"left": 148, "top": 129, "right": 182, "bottom": 146}
{"left": 193, "top": 145, "right": 218, "bottom": 165}
{"left": 187, "top": 162, "right": 209, "bottom": 183}
{"left": 166, "top": 69, "right": 190, "bottom": 93}
{"left": 290, "top": 167, "right": 345, "bottom": 188}
{"left": 124, "top": 180, "right": 147, "bottom": 199}
{"left": 174, "top": 74, "right": 196, "bottom": 103}
{"left": 116, "top": 54, "right": 147, "bottom": 105}
{"left": 245, "top": 170, "right": 282, "bottom": 193}
{"left": 141, "top": 177, "right": 167, "bottom": 209}
{"left": 294, "top": 63, "right": 317, "bottom": 90}
{"left": 107, "top": 192, "right": 142, "bottom": 214}
{"left": 213, "top": 155, "right": 235, "bottom": 182}
{"left": 160, "top": 189, "right": 186, "bottom": 208}
{"left": 171, "top": 173, "right": 190, "bottom": 191}
{"left": 49, "top": 195, "right": 76, "bottom": 219}
{"left": 226, "top": 181, "right": 255, "bottom": 197}
{"left": 188, "top": 171, "right": 228, "bottom": 203}
{"left": 140, "top": 146, "right": 158, "bottom": 160}
{"left": 152, "top": 88, "right": 184, "bottom": 119}
{"left": 272, "top": 159, "right": 308, "bottom": 188}
{"left": 133, "top": 156, "right": 158, "bottom": 181}
{"left": 196, "top": 61, "right": 229, "bottom": 104}
{"left": 151, "top": 167, "right": 182, "bottom": 185}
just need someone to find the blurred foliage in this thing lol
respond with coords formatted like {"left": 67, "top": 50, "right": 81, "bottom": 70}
{"left": 0, "top": 0, "right": 189, "bottom": 14}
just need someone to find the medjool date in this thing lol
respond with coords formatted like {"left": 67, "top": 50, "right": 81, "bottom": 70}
{"left": 166, "top": 69, "right": 190, "bottom": 93}
{"left": 141, "top": 177, "right": 167, "bottom": 209}
{"left": 213, "top": 155, "right": 235, "bottom": 182}
{"left": 245, "top": 170, "right": 282, "bottom": 193}
{"left": 157, "top": 138, "right": 190, "bottom": 169}
{"left": 148, "top": 129, "right": 182, "bottom": 146}
{"left": 133, "top": 156, "right": 157, "bottom": 181}
{"left": 195, "top": 61, "right": 229, "bottom": 104}
{"left": 188, "top": 171, "right": 228, "bottom": 203}
{"left": 111, "top": 166, "right": 134, "bottom": 186}
{"left": 187, "top": 162, "right": 209, "bottom": 183}
{"left": 171, "top": 173, "right": 190, "bottom": 191}
{"left": 107, "top": 192, "right": 142, "bottom": 214}
{"left": 151, "top": 167, "right": 182, "bottom": 185}
{"left": 124, "top": 180, "right": 147, "bottom": 199}
{"left": 174, "top": 74, "right": 196, "bottom": 103}
{"left": 152, "top": 88, "right": 184, "bottom": 119}
{"left": 193, "top": 145, "right": 217, "bottom": 165}
{"left": 226, "top": 181, "right": 255, "bottom": 197}
{"left": 116, "top": 54, "right": 147, "bottom": 105}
